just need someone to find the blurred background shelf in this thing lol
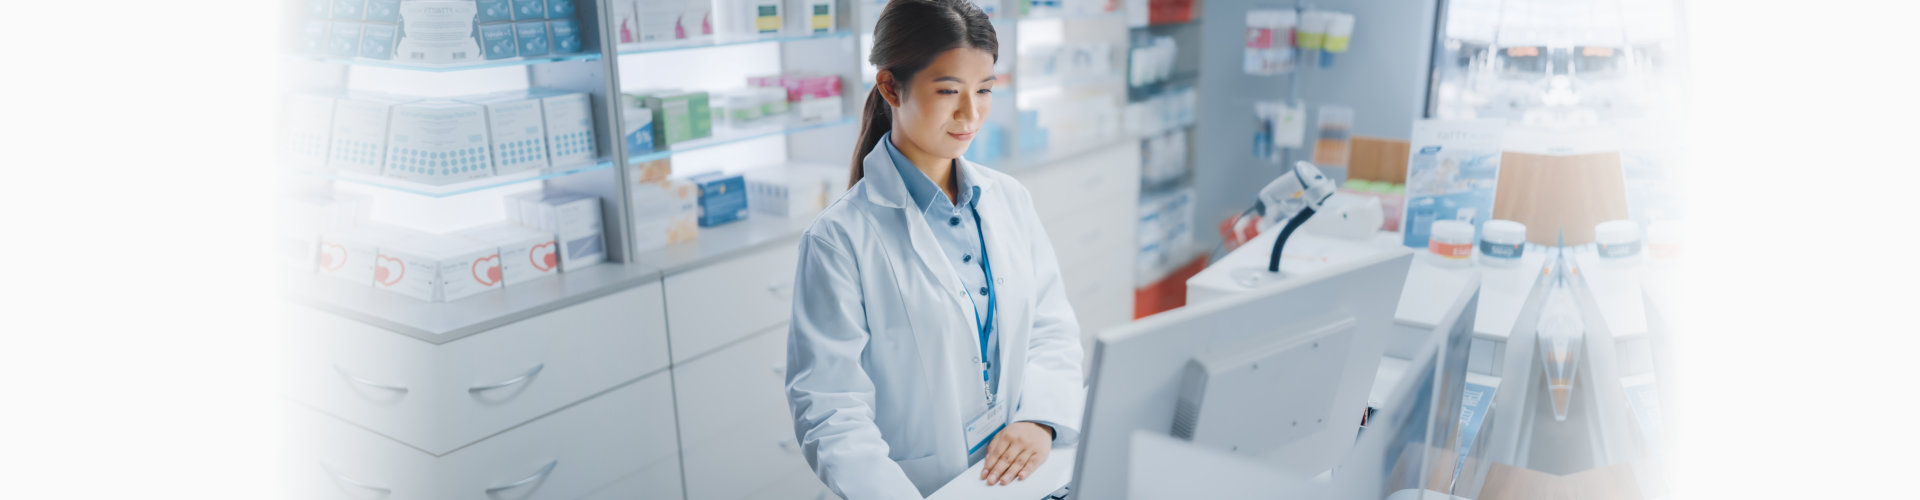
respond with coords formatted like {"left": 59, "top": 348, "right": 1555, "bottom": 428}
{"left": 286, "top": 261, "right": 663, "bottom": 344}
{"left": 617, "top": 31, "right": 854, "bottom": 55}
{"left": 627, "top": 116, "right": 858, "bottom": 163}
{"left": 292, "top": 52, "right": 603, "bottom": 71}
{"left": 292, "top": 159, "right": 616, "bottom": 198}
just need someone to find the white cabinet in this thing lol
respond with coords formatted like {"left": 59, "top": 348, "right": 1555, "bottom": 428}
{"left": 664, "top": 243, "right": 803, "bottom": 364}
{"left": 1015, "top": 146, "right": 1141, "bottom": 335}
{"left": 289, "top": 371, "right": 680, "bottom": 500}
{"left": 287, "top": 283, "right": 672, "bottom": 455}
{"left": 673, "top": 327, "right": 823, "bottom": 500}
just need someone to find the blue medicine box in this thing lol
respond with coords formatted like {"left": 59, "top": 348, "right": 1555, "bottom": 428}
{"left": 549, "top": 19, "right": 582, "bottom": 53}
{"left": 515, "top": 21, "right": 551, "bottom": 57}
{"left": 480, "top": 24, "right": 517, "bottom": 60}
{"left": 332, "top": 0, "right": 364, "bottom": 19}
{"left": 512, "top": 0, "right": 548, "bottom": 20}
{"left": 328, "top": 22, "right": 363, "bottom": 58}
{"left": 359, "top": 24, "right": 397, "bottom": 60}
{"left": 548, "top": 0, "right": 575, "bottom": 19}
{"left": 475, "top": 0, "right": 513, "bottom": 23}
{"left": 364, "top": 0, "right": 401, "bottom": 22}
{"left": 690, "top": 172, "right": 750, "bottom": 227}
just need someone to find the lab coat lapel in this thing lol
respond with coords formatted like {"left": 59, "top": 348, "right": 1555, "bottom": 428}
{"left": 863, "top": 147, "right": 973, "bottom": 379}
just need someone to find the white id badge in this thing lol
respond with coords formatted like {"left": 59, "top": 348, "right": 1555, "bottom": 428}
{"left": 964, "top": 405, "right": 1009, "bottom": 455}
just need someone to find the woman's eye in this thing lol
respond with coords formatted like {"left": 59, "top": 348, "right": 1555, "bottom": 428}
{"left": 977, "top": 88, "right": 993, "bottom": 94}
{"left": 937, "top": 89, "right": 959, "bottom": 95}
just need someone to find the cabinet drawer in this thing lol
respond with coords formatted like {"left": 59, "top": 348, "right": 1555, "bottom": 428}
{"left": 582, "top": 455, "right": 685, "bottom": 500}
{"left": 664, "top": 243, "right": 802, "bottom": 363}
{"left": 287, "top": 282, "right": 670, "bottom": 455}
{"left": 1045, "top": 208, "right": 1134, "bottom": 288}
{"left": 680, "top": 403, "right": 814, "bottom": 500}
{"left": 289, "top": 372, "right": 681, "bottom": 500}
{"left": 1015, "top": 147, "right": 1140, "bottom": 222}
{"left": 673, "top": 327, "right": 791, "bottom": 447}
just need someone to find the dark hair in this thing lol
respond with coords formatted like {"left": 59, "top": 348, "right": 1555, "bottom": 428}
{"left": 850, "top": 0, "right": 998, "bottom": 188}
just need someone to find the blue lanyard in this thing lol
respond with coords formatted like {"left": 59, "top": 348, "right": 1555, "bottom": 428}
{"left": 967, "top": 206, "right": 996, "bottom": 399}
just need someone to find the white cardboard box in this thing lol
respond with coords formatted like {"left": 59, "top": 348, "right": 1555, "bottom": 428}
{"left": 462, "top": 93, "right": 550, "bottom": 176}
{"left": 317, "top": 228, "right": 380, "bottom": 286}
{"left": 375, "top": 233, "right": 504, "bottom": 302}
{"left": 629, "top": 177, "right": 701, "bottom": 252}
{"left": 743, "top": 164, "right": 841, "bottom": 217}
{"left": 384, "top": 101, "right": 495, "bottom": 185}
{"left": 534, "top": 91, "right": 597, "bottom": 165}
{"left": 327, "top": 93, "right": 409, "bottom": 175}
{"left": 283, "top": 92, "right": 335, "bottom": 169}
{"left": 458, "top": 222, "right": 559, "bottom": 286}
{"left": 556, "top": 229, "right": 607, "bottom": 271}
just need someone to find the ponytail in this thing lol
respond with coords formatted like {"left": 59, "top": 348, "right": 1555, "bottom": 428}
{"left": 850, "top": 86, "right": 892, "bottom": 188}
{"left": 847, "top": 0, "right": 997, "bottom": 189}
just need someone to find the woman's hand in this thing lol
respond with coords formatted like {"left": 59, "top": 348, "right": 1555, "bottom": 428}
{"left": 979, "top": 421, "right": 1053, "bottom": 486}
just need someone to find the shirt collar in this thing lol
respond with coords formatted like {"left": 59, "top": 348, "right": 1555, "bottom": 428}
{"left": 883, "top": 132, "right": 982, "bottom": 213}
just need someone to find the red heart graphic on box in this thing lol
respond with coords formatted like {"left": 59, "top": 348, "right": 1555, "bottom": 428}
{"left": 531, "top": 241, "right": 558, "bottom": 271}
{"left": 473, "top": 255, "right": 502, "bottom": 286}
{"left": 319, "top": 243, "right": 347, "bottom": 271}
{"left": 375, "top": 255, "right": 405, "bottom": 286}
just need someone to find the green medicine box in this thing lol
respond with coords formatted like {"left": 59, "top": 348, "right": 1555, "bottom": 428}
{"left": 628, "top": 91, "right": 711, "bottom": 147}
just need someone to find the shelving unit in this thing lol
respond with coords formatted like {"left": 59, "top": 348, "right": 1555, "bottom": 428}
{"left": 294, "top": 51, "right": 604, "bottom": 71}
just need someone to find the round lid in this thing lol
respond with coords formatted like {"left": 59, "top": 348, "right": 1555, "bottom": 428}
{"left": 1482, "top": 219, "right": 1526, "bottom": 242}
{"left": 1431, "top": 220, "right": 1475, "bottom": 242}
{"left": 1595, "top": 220, "right": 1641, "bottom": 244}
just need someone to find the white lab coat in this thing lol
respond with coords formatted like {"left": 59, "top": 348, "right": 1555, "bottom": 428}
{"left": 786, "top": 146, "right": 1086, "bottom": 499}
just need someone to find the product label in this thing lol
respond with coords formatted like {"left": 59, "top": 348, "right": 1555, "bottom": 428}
{"left": 1598, "top": 240, "right": 1642, "bottom": 259}
{"left": 811, "top": 4, "right": 832, "bottom": 32}
{"left": 515, "top": 21, "right": 550, "bottom": 56}
{"left": 755, "top": 5, "right": 781, "bottom": 33}
{"left": 1480, "top": 240, "right": 1522, "bottom": 259}
{"left": 1428, "top": 240, "right": 1471, "bottom": 259}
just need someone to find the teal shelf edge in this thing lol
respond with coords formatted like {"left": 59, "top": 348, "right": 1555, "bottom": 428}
{"left": 296, "top": 159, "right": 615, "bottom": 197}
{"left": 617, "top": 31, "right": 854, "bottom": 56}
{"left": 293, "top": 51, "right": 602, "bottom": 71}
{"left": 627, "top": 117, "right": 858, "bottom": 163}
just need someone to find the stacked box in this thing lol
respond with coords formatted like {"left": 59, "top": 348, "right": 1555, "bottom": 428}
{"left": 461, "top": 93, "right": 551, "bottom": 175}
{"left": 283, "top": 93, "right": 335, "bottom": 169}
{"left": 533, "top": 90, "right": 598, "bottom": 165}
{"left": 504, "top": 190, "right": 606, "bottom": 271}
{"left": 328, "top": 92, "right": 409, "bottom": 175}
{"left": 631, "top": 90, "right": 712, "bottom": 147}
{"left": 744, "top": 164, "right": 842, "bottom": 217}
{"left": 458, "top": 222, "right": 560, "bottom": 285}
{"left": 384, "top": 101, "right": 494, "bottom": 185}
{"left": 630, "top": 162, "right": 700, "bottom": 252}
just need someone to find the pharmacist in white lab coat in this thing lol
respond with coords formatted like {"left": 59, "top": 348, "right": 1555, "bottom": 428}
{"left": 785, "top": 1, "right": 1083, "bottom": 498}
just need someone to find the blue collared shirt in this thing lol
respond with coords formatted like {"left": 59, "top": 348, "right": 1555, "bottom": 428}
{"left": 883, "top": 132, "right": 1000, "bottom": 398}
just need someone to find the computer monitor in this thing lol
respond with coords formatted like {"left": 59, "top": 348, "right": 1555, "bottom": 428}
{"left": 1070, "top": 249, "right": 1415, "bottom": 500}
{"left": 1330, "top": 278, "right": 1480, "bottom": 499}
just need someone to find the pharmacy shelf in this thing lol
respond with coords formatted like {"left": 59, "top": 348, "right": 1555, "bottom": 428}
{"left": 295, "top": 159, "right": 616, "bottom": 198}
{"left": 293, "top": 52, "right": 603, "bottom": 71}
{"left": 994, "top": 136, "right": 1133, "bottom": 173}
{"left": 616, "top": 31, "right": 854, "bottom": 56}
{"left": 627, "top": 116, "right": 858, "bottom": 163}
{"left": 287, "top": 261, "right": 663, "bottom": 344}
{"left": 1015, "top": 72, "right": 1127, "bottom": 93}
{"left": 1017, "top": 10, "right": 1127, "bottom": 23}
{"left": 633, "top": 213, "right": 815, "bottom": 276}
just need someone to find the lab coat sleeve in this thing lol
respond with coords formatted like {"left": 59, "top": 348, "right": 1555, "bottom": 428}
{"left": 1010, "top": 191, "right": 1087, "bottom": 448}
{"left": 785, "top": 231, "right": 924, "bottom": 500}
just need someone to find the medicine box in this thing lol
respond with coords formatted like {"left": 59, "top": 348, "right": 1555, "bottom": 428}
{"left": 624, "top": 105, "right": 655, "bottom": 154}
{"left": 634, "top": 157, "right": 672, "bottom": 183}
{"left": 613, "top": 0, "right": 639, "bottom": 44}
{"left": 458, "top": 222, "right": 559, "bottom": 286}
{"left": 630, "top": 176, "right": 700, "bottom": 252}
{"left": 328, "top": 22, "right": 362, "bottom": 58}
{"left": 690, "top": 172, "right": 749, "bottom": 227}
{"left": 423, "top": 235, "right": 507, "bottom": 301}
{"left": 556, "top": 229, "right": 607, "bottom": 271}
{"left": 385, "top": 101, "right": 494, "bottom": 184}
{"left": 476, "top": 0, "right": 513, "bottom": 22}
{"left": 317, "top": 228, "right": 379, "bottom": 286}
{"left": 794, "top": 0, "right": 834, "bottom": 33}
{"left": 636, "top": 0, "right": 685, "bottom": 42}
{"left": 685, "top": 0, "right": 715, "bottom": 37}
{"left": 283, "top": 93, "right": 335, "bottom": 169}
{"left": 637, "top": 90, "right": 712, "bottom": 147}
{"left": 535, "top": 90, "right": 598, "bottom": 165}
{"left": 365, "top": 0, "right": 401, "bottom": 22}
{"left": 506, "top": 190, "right": 603, "bottom": 236}
{"left": 548, "top": 0, "right": 575, "bottom": 18}
{"left": 300, "top": 21, "right": 329, "bottom": 54}
{"left": 480, "top": 23, "right": 517, "bottom": 59}
{"left": 366, "top": 226, "right": 431, "bottom": 300}
{"left": 549, "top": 19, "right": 582, "bottom": 53}
{"left": 359, "top": 24, "right": 397, "bottom": 60}
{"left": 462, "top": 93, "right": 550, "bottom": 175}
{"left": 749, "top": 0, "right": 783, "bottom": 35}
{"left": 744, "top": 164, "right": 841, "bottom": 217}
{"left": 512, "top": 0, "right": 547, "bottom": 20}
{"left": 515, "top": 20, "right": 551, "bottom": 57}
{"left": 332, "top": 0, "right": 365, "bottom": 19}
{"left": 328, "top": 93, "right": 408, "bottom": 175}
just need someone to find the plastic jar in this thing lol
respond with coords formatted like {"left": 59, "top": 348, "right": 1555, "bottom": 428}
{"left": 1478, "top": 219, "right": 1526, "bottom": 267}
{"left": 1594, "top": 220, "right": 1643, "bottom": 264}
{"left": 1427, "top": 220, "right": 1475, "bottom": 267}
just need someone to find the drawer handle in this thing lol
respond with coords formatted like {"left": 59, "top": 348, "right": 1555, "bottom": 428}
{"left": 468, "top": 363, "right": 545, "bottom": 394}
{"left": 484, "top": 460, "right": 558, "bottom": 494}
{"left": 768, "top": 283, "right": 793, "bottom": 299}
{"left": 322, "top": 463, "right": 391, "bottom": 495}
{"left": 334, "top": 365, "right": 409, "bottom": 396}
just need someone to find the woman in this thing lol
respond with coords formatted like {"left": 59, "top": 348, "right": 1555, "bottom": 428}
{"left": 784, "top": 0, "right": 1084, "bottom": 497}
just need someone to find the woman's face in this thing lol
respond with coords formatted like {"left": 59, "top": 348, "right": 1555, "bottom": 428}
{"left": 883, "top": 47, "right": 996, "bottom": 160}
